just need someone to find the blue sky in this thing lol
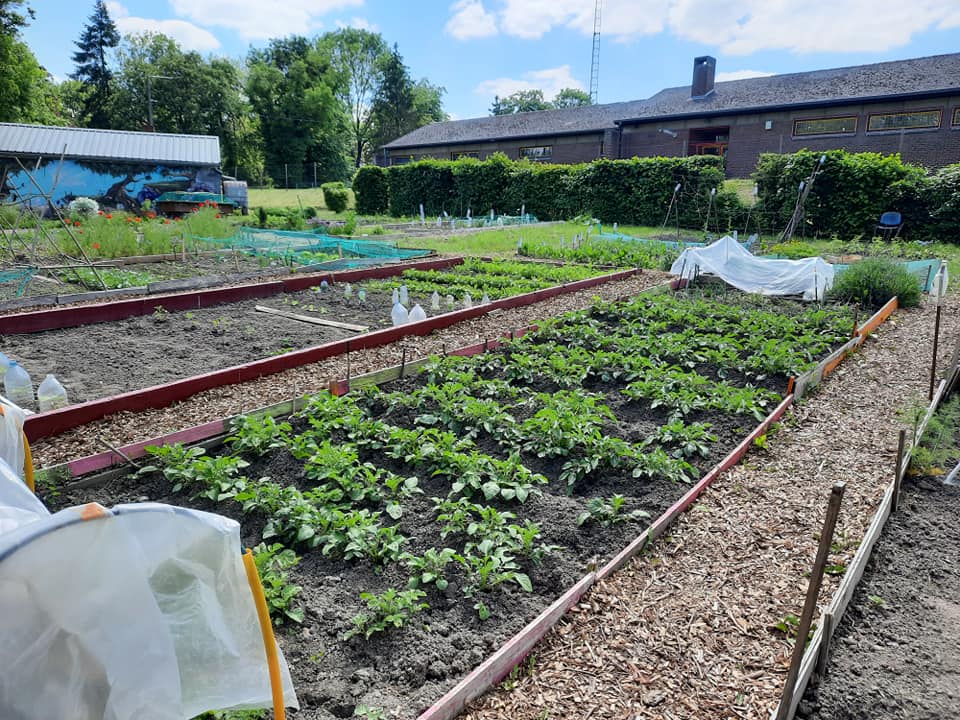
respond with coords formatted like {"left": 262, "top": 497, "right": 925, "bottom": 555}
{"left": 23, "top": 0, "right": 960, "bottom": 120}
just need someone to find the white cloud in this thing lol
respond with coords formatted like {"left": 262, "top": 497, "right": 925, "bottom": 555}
{"left": 445, "top": 0, "right": 498, "bottom": 39}
{"left": 335, "top": 17, "right": 379, "bottom": 31}
{"left": 107, "top": 2, "right": 220, "bottom": 51}
{"left": 169, "top": 0, "right": 363, "bottom": 40}
{"left": 446, "top": 0, "right": 960, "bottom": 54}
{"left": 716, "top": 69, "right": 774, "bottom": 82}
{"left": 474, "top": 65, "right": 584, "bottom": 100}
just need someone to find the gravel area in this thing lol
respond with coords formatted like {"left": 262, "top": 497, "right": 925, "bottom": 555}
{"left": 461, "top": 293, "right": 960, "bottom": 720}
{"left": 31, "top": 271, "right": 670, "bottom": 467}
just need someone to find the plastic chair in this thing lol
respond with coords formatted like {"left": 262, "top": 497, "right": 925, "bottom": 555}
{"left": 876, "top": 211, "right": 902, "bottom": 241}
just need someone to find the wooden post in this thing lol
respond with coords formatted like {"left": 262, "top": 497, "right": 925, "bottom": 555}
{"left": 345, "top": 340, "right": 351, "bottom": 390}
{"left": 892, "top": 429, "right": 907, "bottom": 513}
{"left": 930, "top": 304, "right": 942, "bottom": 401}
{"left": 400, "top": 347, "right": 407, "bottom": 378}
{"left": 851, "top": 307, "right": 859, "bottom": 338}
{"left": 814, "top": 610, "right": 835, "bottom": 682}
{"left": 776, "top": 482, "right": 846, "bottom": 720}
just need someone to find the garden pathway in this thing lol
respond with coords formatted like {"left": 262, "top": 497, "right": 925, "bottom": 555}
{"left": 463, "top": 293, "right": 960, "bottom": 720}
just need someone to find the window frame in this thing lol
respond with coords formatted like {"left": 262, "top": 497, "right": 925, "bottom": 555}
{"left": 451, "top": 151, "right": 480, "bottom": 159}
{"left": 518, "top": 145, "right": 553, "bottom": 161}
{"left": 952, "top": 107, "right": 960, "bottom": 127}
{"left": 866, "top": 109, "right": 942, "bottom": 133}
{"left": 792, "top": 115, "right": 859, "bottom": 137}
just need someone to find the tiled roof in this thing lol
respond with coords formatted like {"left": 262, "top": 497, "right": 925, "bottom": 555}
{"left": 385, "top": 53, "right": 960, "bottom": 149}
{"left": 0, "top": 123, "right": 221, "bottom": 165}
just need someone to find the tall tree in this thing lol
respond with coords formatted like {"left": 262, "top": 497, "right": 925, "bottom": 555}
{"left": 490, "top": 89, "right": 551, "bottom": 115}
{"left": 71, "top": 0, "right": 120, "bottom": 127}
{"left": 370, "top": 44, "right": 445, "bottom": 152}
{"left": 247, "top": 36, "right": 347, "bottom": 185}
{"left": 0, "top": 36, "right": 47, "bottom": 122}
{"left": 320, "top": 28, "right": 388, "bottom": 168}
{"left": 0, "top": 0, "right": 33, "bottom": 35}
{"left": 552, "top": 87, "right": 591, "bottom": 108}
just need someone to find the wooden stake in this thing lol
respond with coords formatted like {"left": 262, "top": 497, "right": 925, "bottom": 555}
{"left": 400, "top": 347, "right": 407, "bottom": 378}
{"left": 814, "top": 610, "right": 835, "bottom": 682}
{"left": 96, "top": 436, "right": 140, "bottom": 469}
{"left": 892, "top": 428, "right": 907, "bottom": 513}
{"left": 776, "top": 482, "right": 845, "bottom": 720}
{"left": 930, "top": 304, "right": 942, "bottom": 401}
{"left": 345, "top": 340, "right": 351, "bottom": 390}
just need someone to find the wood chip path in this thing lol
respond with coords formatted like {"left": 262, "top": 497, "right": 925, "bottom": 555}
{"left": 463, "top": 294, "right": 960, "bottom": 720}
{"left": 30, "top": 271, "right": 670, "bottom": 467}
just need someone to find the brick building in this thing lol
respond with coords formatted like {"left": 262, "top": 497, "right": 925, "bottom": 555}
{"left": 380, "top": 53, "right": 960, "bottom": 177}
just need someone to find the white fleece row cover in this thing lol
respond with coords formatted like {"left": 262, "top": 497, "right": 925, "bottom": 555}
{"left": 671, "top": 235, "right": 834, "bottom": 301}
{"left": 0, "top": 460, "right": 298, "bottom": 720}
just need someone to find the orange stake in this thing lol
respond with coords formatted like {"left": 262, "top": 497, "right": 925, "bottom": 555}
{"left": 243, "top": 548, "right": 286, "bottom": 720}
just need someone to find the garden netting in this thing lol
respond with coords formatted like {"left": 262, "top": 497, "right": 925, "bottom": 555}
{"left": 199, "top": 227, "right": 432, "bottom": 269}
{"left": 0, "top": 267, "right": 36, "bottom": 298}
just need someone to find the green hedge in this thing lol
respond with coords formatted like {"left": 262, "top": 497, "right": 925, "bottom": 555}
{"left": 321, "top": 182, "right": 350, "bottom": 213}
{"left": 352, "top": 166, "right": 389, "bottom": 215}
{"left": 367, "top": 154, "right": 732, "bottom": 224}
{"left": 754, "top": 150, "right": 931, "bottom": 240}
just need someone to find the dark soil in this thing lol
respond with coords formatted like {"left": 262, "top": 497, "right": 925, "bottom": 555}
{"left": 798, "top": 474, "right": 960, "bottom": 720}
{"left": 1, "top": 283, "right": 433, "bottom": 405}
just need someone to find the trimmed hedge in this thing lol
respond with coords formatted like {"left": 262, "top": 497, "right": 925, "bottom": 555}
{"left": 755, "top": 150, "right": 930, "bottom": 240}
{"left": 365, "top": 154, "right": 732, "bottom": 225}
{"left": 321, "top": 182, "right": 350, "bottom": 213}
{"left": 352, "top": 166, "right": 389, "bottom": 215}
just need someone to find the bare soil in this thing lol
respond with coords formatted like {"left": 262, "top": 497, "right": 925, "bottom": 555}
{"left": 3, "top": 284, "right": 443, "bottom": 405}
{"left": 798, "top": 472, "right": 960, "bottom": 720}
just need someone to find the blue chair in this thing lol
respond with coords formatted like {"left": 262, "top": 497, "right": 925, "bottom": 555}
{"left": 876, "top": 211, "right": 902, "bottom": 241}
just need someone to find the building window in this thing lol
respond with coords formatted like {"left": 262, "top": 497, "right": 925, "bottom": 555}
{"left": 519, "top": 146, "right": 552, "bottom": 161}
{"left": 952, "top": 108, "right": 960, "bottom": 127}
{"left": 451, "top": 151, "right": 480, "bottom": 159}
{"left": 793, "top": 116, "right": 858, "bottom": 136}
{"left": 390, "top": 156, "right": 413, "bottom": 166}
{"left": 867, "top": 109, "right": 941, "bottom": 132}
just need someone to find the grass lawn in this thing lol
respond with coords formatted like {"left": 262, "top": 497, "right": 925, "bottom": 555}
{"left": 247, "top": 187, "right": 353, "bottom": 212}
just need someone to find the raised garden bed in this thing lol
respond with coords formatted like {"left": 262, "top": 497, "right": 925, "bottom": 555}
{"left": 3, "top": 260, "right": 610, "bottom": 408}
{"left": 45, "top": 291, "right": 857, "bottom": 719}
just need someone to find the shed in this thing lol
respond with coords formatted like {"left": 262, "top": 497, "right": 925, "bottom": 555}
{"left": 0, "top": 123, "right": 222, "bottom": 211}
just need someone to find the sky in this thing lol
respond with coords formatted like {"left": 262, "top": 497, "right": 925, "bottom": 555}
{"left": 22, "top": 0, "right": 960, "bottom": 121}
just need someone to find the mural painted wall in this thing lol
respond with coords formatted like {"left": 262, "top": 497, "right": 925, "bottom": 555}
{"left": 0, "top": 157, "right": 221, "bottom": 210}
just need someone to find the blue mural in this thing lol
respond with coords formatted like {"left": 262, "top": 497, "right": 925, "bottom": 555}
{"left": 0, "top": 158, "right": 221, "bottom": 211}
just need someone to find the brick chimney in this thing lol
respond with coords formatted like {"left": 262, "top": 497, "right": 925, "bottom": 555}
{"left": 691, "top": 56, "right": 716, "bottom": 99}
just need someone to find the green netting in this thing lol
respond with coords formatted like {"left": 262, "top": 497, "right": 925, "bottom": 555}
{"left": 155, "top": 192, "right": 238, "bottom": 207}
{"left": 0, "top": 267, "right": 36, "bottom": 297}
{"left": 197, "top": 227, "right": 432, "bottom": 266}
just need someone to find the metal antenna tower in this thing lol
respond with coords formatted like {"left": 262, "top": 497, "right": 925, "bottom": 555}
{"left": 589, "top": 0, "right": 602, "bottom": 103}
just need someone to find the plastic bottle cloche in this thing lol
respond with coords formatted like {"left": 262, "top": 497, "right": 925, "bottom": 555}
{"left": 37, "top": 374, "right": 69, "bottom": 412}
{"left": 3, "top": 361, "right": 34, "bottom": 410}
{"left": 409, "top": 304, "right": 427, "bottom": 322}
{"left": 391, "top": 302, "right": 409, "bottom": 326}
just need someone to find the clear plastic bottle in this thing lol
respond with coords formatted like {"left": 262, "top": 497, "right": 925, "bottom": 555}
{"left": 399, "top": 285, "right": 409, "bottom": 305}
{"left": 391, "top": 302, "right": 409, "bottom": 326}
{"left": 3, "top": 361, "right": 34, "bottom": 410}
{"left": 481, "top": 292, "right": 490, "bottom": 305}
{"left": 37, "top": 374, "right": 68, "bottom": 412}
{"left": 392, "top": 288, "right": 399, "bottom": 304}
{"left": 344, "top": 282, "right": 352, "bottom": 297}
{"left": 445, "top": 294, "right": 454, "bottom": 309}
{"left": 463, "top": 293, "right": 473, "bottom": 309}
{"left": 357, "top": 289, "right": 366, "bottom": 304}
{"left": 409, "top": 304, "right": 427, "bottom": 322}
{"left": 430, "top": 291, "right": 440, "bottom": 311}
{"left": 0, "top": 351, "right": 10, "bottom": 384}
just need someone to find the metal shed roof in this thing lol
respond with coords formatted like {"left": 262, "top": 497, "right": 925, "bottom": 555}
{"left": 0, "top": 123, "right": 221, "bottom": 166}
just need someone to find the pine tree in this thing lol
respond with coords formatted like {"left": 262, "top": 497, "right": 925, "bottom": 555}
{"left": 71, "top": 0, "right": 119, "bottom": 127}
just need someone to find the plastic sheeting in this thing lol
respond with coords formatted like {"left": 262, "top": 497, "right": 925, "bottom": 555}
{"left": 671, "top": 235, "right": 834, "bottom": 301}
{"left": 0, "top": 399, "right": 26, "bottom": 481}
{"left": 0, "top": 492, "right": 298, "bottom": 719}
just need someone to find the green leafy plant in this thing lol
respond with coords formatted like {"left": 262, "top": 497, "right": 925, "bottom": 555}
{"left": 252, "top": 542, "right": 304, "bottom": 624}
{"left": 403, "top": 547, "right": 461, "bottom": 591}
{"left": 577, "top": 495, "right": 650, "bottom": 527}
{"left": 227, "top": 414, "right": 292, "bottom": 456}
{"left": 828, "top": 257, "right": 921, "bottom": 309}
{"left": 344, "top": 588, "right": 428, "bottom": 640}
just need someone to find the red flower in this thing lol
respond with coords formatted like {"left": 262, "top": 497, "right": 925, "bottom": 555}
{"left": 73, "top": 220, "right": 81, "bottom": 227}
{"left": 164, "top": 218, "right": 171, "bottom": 224}
{"left": 92, "top": 242, "right": 100, "bottom": 249}
{"left": 147, "top": 211, "right": 156, "bottom": 219}
{"left": 97, "top": 210, "right": 104, "bottom": 215}
{"left": 126, "top": 216, "right": 132, "bottom": 222}
{"left": 105, "top": 213, "right": 112, "bottom": 219}
{"left": 135, "top": 216, "right": 142, "bottom": 222}
{"left": 215, "top": 213, "right": 221, "bottom": 219}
